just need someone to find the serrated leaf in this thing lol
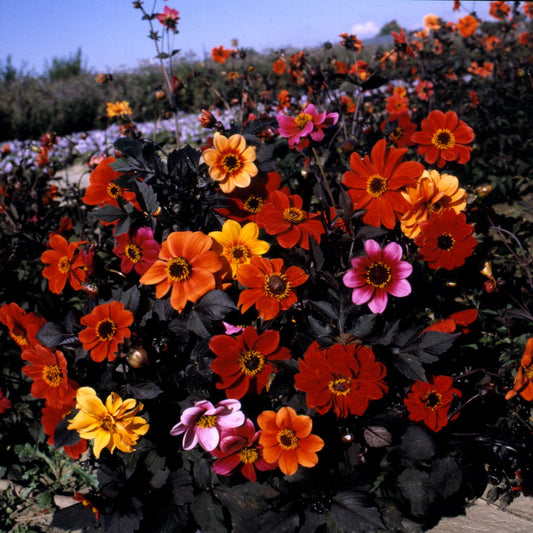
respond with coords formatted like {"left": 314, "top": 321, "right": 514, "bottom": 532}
{"left": 50, "top": 503, "right": 99, "bottom": 529}
{"left": 169, "top": 469, "right": 194, "bottom": 505}
{"left": 396, "top": 468, "right": 436, "bottom": 518}
{"left": 361, "top": 74, "right": 388, "bottom": 91}
{"left": 400, "top": 426, "right": 436, "bottom": 460}
{"left": 430, "top": 455, "right": 462, "bottom": 499}
{"left": 36, "top": 322, "right": 78, "bottom": 348}
{"left": 394, "top": 352, "right": 426, "bottom": 381}
{"left": 114, "top": 138, "right": 145, "bottom": 159}
{"left": 338, "top": 80, "right": 358, "bottom": 93}
{"left": 193, "top": 289, "right": 237, "bottom": 320}
{"left": 135, "top": 180, "right": 159, "bottom": 215}
{"left": 309, "top": 235, "right": 324, "bottom": 271}
{"left": 88, "top": 204, "right": 124, "bottom": 223}
{"left": 123, "top": 380, "right": 163, "bottom": 400}
{"left": 364, "top": 426, "right": 392, "bottom": 448}
{"left": 350, "top": 314, "right": 378, "bottom": 338}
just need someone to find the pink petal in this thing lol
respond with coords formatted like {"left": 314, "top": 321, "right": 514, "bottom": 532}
{"left": 387, "top": 279, "right": 412, "bottom": 297}
{"left": 170, "top": 422, "right": 187, "bottom": 436}
{"left": 382, "top": 242, "right": 403, "bottom": 263}
{"left": 213, "top": 454, "right": 241, "bottom": 475}
{"left": 182, "top": 425, "right": 199, "bottom": 450}
{"left": 351, "top": 285, "right": 374, "bottom": 305}
{"left": 364, "top": 239, "right": 382, "bottom": 260}
{"left": 218, "top": 411, "right": 246, "bottom": 429}
{"left": 392, "top": 261, "right": 413, "bottom": 279}
{"left": 368, "top": 291, "right": 388, "bottom": 313}
{"left": 197, "top": 427, "right": 220, "bottom": 451}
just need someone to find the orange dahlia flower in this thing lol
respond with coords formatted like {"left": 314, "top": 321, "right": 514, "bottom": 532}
{"left": 41, "top": 234, "right": 88, "bottom": 294}
{"left": 258, "top": 406, "right": 324, "bottom": 476}
{"left": 237, "top": 257, "right": 308, "bottom": 320}
{"left": 82, "top": 156, "right": 136, "bottom": 208}
{"left": 505, "top": 338, "right": 533, "bottom": 402}
{"left": 457, "top": 15, "right": 479, "bottom": 38}
{"left": 211, "top": 45, "right": 233, "bottom": 64}
{"left": 140, "top": 231, "right": 222, "bottom": 312}
{"left": 79, "top": 302, "right": 134, "bottom": 362}
{"left": 410, "top": 110, "right": 474, "bottom": 168}
{"left": 0, "top": 302, "right": 46, "bottom": 349}
{"left": 21, "top": 345, "right": 77, "bottom": 408}
{"left": 400, "top": 169, "right": 467, "bottom": 239}
{"left": 202, "top": 132, "right": 258, "bottom": 194}
{"left": 341, "top": 139, "right": 424, "bottom": 229}
{"left": 106, "top": 100, "right": 132, "bottom": 118}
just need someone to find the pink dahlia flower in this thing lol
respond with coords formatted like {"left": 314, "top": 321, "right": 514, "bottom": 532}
{"left": 343, "top": 239, "right": 412, "bottom": 314}
{"left": 113, "top": 227, "right": 161, "bottom": 275}
{"left": 211, "top": 418, "right": 277, "bottom": 481}
{"left": 170, "top": 399, "right": 245, "bottom": 451}
{"left": 277, "top": 103, "right": 338, "bottom": 150}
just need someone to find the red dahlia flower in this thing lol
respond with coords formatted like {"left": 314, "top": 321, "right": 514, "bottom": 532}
{"left": 79, "top": 301, "right": 134, "bottom": 362}
{"left": 411, "top": 110, "right": 474, "bottom": 168}
{"left": 294, "top": 341, "right": 388, "bottom": 417}
{"left": 0, "top": 388, "right": 11, "bottom": 414}
{"left": 423, "top": 309, "right": 478, "bottom": 335}
{"left": 381, "top": 111, "right": 417, "bottom": 149}
{"left": 343, "top": 239, "right": 412, "bottom": 314}
{"left": 113, "top": 227, "right": 161, "bottom": 275}
{"left": 341, "top": 139, "right": 424, "bottom": 229}
{"left": 21, "top": 345, "right": 77, "bottom": 408}
{"left": 403, "top": 375, "right": 462, "bottom": 432}
{"left": 156, "top": 6, "right": 179, "bottom": 31}
{"left": 414, "top": 208, "right": 477, "bottom": 270}
{"left": 257, "top": 190, "right": 325, "bottom": 250}
{"left": 237, "top": 257, "right": 308, "bottom": 320}
{"left": 210, "top": 326, "right": 291, "bottom": 399}
{"left": 0, "top": 302, "right": 46, "bottom": 349}
{"left": 212, "top": 418, "right": 277, "bottom": 481}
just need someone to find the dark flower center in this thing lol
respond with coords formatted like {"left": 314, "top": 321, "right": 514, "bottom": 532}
{"left": 432, "top": 128, "right": 456, "bottom": 150}
{"left": 238, "top": 349, "right": 265, "bottom": 377}
{"left": 366, "top": 175, "right": 388, "bottom": 198}
{"left": 222, "top": 154, "right": 243, "bottom": 174}
{"left": 230, "top": 244, "right": 250, "bottom": 263}
{"left": 390, "top": 127, "right": 404, "bottom": 141}
{"left": 96, "top": 318, "right": 118, "bottom": 342}
{"left": 42, "top": 364, "right": 63, "bottom": 387}
{"left": 437, "top": 233, "right": 455, "bottom": 251}
{"left": 244, "top": 194, "right": 264, "bottom": 214}
{"left": 328, "top": 377, "right": 352, "bottom": 396}
{"left": 264, "top": 273, "right": 290, "bottom": 301}
{"left": 125, "top": 243, "right": 142, "bottom": 263}
{"left": 100, "top": 414, "right": 115, "bottom": 431}
{"left": 366, "top": 262, "right": 392, "bottom": 288}
{"left": 283, "top": 207, "right": 305, "bottom": 224}
{"left": 107, "top": 183, "right": 123, "bottom": 199}
{"left": 167, "top": 257, "right": 191, "bottom": 282}
{"left": 277, "top": 428, "right": 298, "bottom": 449}
{"left": 425, "top": 391, "right": 442, "bottom": 409}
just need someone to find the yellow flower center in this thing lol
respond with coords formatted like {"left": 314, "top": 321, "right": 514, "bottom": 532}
{"left": 96, "top": 318, "right": 118, "bottom": 342}
{"left": 283, "top": 207, "right": 305, "bottom": 224}
{"left": 197, "top": 415, "right": 217, "bottom": 428}
{"left": 431, "top": 129, "right": 456, "bottom": 150}
{"left": 264, "top": 273, "right": 290, "bottom": 301}
{"left": 366, "top": 175, "right": 388, "bottom": 198}
{"left": 243, "top": 194, "right": 264, "bottom": 214}
{"left": 277, "top": 428, "right": 298, "bottom": 450}
{"left": 524, "top": 364, "right": 533, "bottom": 380}
{"left": 107, "top": 182, "right": 123, "bottom": 199}
{"left": 295, "top": 112, "right": 312, "bottom": 130}
{"left": 437, "top": 233, "right": 455, "bottom": 251}
{"left": 58, "top": 256, "right": 71, "bottom": 274}
{"left": 238, "top": 446, "right": 259, "bottom": 464}
{"left": 328, "top": 377, "right": 352, "bottom": 396}
{"left": 238, "top": 349, "right": 265, "bottom": 377}
{"left": 229, "top": 244, "right": 250, "bottom": 264}
{"left": 125, "top": 244, "right": 142, "bottom": 263}
{"left": 221, "top": 153, "right": 243, "bottom": 174}
{"left": 424, "top": 391, "right": 443, "bottom": 409}
{"left": 42, "top": 364, "right": 63, "bottom": 387}
{"left": 166, "top": 257, "right": 191, "bottom": 282}
{"left": 366, "top": 262, "right": 392, "bottom": 289}
{"left": 100, "top": 413, "right": 115, "bottom": 431}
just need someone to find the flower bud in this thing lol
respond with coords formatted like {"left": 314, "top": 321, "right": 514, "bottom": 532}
{"left": 475, "top": 184, "right": 493, "bottom": 199}
{"left": 155, "top": 89, "right": 166, "bottom": 101}
{"left": 126, "top": 348, "right": 149, "bottom": 369}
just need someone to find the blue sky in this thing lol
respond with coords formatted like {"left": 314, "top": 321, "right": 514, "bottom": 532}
{"left": 0, "top": 1, "right": 493, "bottom": 74}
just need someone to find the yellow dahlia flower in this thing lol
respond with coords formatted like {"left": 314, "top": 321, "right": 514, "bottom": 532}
{"left": 68, "top": 386, "right": 149, "bottom": 458}
{"left": 400, "top": 169, "right": 467, "bottom": 239}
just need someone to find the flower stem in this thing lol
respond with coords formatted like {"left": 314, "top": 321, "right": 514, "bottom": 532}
{"left": 311, "top": 146, "right": 336, "bottom": 207}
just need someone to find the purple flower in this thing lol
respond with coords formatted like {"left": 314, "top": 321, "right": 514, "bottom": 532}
{"left": 170, "top": 399, "right": 245, "bottom": 451}
{"left": 343, "top": 239, "right": 412, "bottom": 314}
